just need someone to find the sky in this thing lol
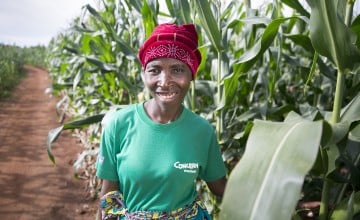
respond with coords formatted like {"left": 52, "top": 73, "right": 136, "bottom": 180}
{"left": 0, "top": 0, "right": 359, "bottom": 47}
{"left": 0, "top": 0, "right": 96, "bottom": 47}
{"left": 0, "top": 0, "right": 265, "bottom": 47}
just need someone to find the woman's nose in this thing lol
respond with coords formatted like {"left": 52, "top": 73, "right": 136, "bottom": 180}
{"left": 158, "top": 72, "right": 171, "bottom": 86}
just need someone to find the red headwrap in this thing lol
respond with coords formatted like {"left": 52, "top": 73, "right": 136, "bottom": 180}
{"left": 138, "top": 23, "right": 202, "bottom": 78}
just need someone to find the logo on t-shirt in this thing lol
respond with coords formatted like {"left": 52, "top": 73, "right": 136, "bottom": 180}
{"left": 173, "top": 161, "right": 199, "bottom": 173}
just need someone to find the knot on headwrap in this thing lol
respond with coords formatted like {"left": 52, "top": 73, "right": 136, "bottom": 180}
{"left": 138, "top": 23, "right": 202, "bottom": 78}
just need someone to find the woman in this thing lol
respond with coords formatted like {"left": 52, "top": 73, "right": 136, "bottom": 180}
{"left": 96, "top": 23, "right": 227, "bottom": 220}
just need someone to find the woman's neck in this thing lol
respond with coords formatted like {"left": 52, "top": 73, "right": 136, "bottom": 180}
{"left": 144, "top": 99, "right": 183, "bottom": 124}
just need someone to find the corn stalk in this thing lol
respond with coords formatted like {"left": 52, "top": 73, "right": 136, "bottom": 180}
{"left": 306, "top": 0, "right": 360, "bottom": 219}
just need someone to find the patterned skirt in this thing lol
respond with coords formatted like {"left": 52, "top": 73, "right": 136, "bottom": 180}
{"left": 100, "top": 191, "right": 211, "bottom": 220}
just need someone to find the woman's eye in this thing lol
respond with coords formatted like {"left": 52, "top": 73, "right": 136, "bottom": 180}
{"left": 173, "top": 68, "right": 184, "bottom": 74}
{"left": 147, "top": 68, "right": 160, "bottom": 74}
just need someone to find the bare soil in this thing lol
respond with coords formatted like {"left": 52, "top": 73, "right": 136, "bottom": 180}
{"left": 0, "top": 66, "right": 97, "bottom": 220}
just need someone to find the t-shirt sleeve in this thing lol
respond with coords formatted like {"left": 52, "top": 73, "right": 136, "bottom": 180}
{"left": 96, "top": 119, "right": 119, "bottom": 182}
{"left": 199, "top": 130, "right": 227, "bottom": 182}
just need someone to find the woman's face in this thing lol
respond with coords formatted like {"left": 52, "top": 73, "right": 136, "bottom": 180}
{"left": 142, "top": 57, "right": 192, "bottom": 106}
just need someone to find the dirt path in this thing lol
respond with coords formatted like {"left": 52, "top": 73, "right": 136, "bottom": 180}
{"left": 0, "top": 66, "right": 97, "bottom": 220}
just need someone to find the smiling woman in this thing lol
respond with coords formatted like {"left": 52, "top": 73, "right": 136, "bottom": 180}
{"left": 95, "top": 23, "right": 227, "bottom": 220}
{"left": 0, "top": 0, "right": 95, "bottom": 46}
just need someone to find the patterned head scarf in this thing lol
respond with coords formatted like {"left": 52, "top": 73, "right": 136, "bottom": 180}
{"left": 138, "top": 23, "right": 202, "bottom": 78}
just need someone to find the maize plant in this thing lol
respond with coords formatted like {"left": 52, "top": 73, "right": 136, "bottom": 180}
{"left": 47, "top": 0, "right": 360, "bottom": 219}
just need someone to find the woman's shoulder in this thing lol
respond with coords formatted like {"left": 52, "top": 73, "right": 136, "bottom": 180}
{"left": 184, "top": 108, "right": 214, "bottom": 130}
{"left": 101, "top": 103, "right": 138, "bottom": 127}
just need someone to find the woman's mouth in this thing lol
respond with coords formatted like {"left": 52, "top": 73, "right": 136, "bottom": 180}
{"left": 156, "top": 92, "right": 178, "bottom": 100}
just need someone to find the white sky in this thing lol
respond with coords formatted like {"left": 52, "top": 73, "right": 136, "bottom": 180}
{"left": 0, "top": 0, "right": 359, "bottom": 47}
{"left": 0, "top": 0, "right": 96, "bottom": 47}
{"left": 0, "top": 0, "right": 273, "bottom": 47}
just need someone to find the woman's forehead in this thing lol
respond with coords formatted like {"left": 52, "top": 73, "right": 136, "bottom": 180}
{"left": 146, "top": 58, "right": 187, "bottom": 67}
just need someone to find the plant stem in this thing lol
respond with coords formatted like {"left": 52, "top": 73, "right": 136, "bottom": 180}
{"left": 215, "top": 0, "right": 223, "bottom": 141}
{"left": 216, "top": 52, "right": 221, "bottom": 140}
{"left": 319, "top": 178, "right": 331, "bottom": 220}
{"left": 319, "top": 70, "right": 345, "bottom": 220}
{"left": 332, "top": 71, "right": 345, "bottom": 124}
{"left": 319, "top": 1, "right": 354, "bottom": 217}
{"left": 329, "top": 0, "right": 356, "bottom": 209}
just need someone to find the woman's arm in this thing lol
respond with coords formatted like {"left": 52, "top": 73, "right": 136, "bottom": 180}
{"left": 97, "top": 179, "right": 119, "bottom": 220}
{"left": 206, "top": 176, "right": 227, "bottom": 197}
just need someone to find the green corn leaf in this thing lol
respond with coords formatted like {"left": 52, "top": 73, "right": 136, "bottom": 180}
{"left": 141, "top": 0, "right": 157, "bottom": 38}
{"left": 165, "top": 0, "right": 175, "bottom": 17}
{"left": 349, "top": 123, "right": 360, "bottom": 142}
{"left": 63, "top": 46, "right": 79, "bottom": 54}
{"left": 63, "top": 114, "right": 105, "bottom": 130}
{"left": 340, "top": 93, "right": 360, "bottom": 141}
{"left": 46, "top": 126, "right": 64, "bottom": 164}
{"left": 351, "top": 15, "right": 360, "bottom": 47}
{"left": 194, "top": 80, "right": 216, "bottom": 97}
{"left": 325, "top": 93, "right": 360, "bottom": 145}
{"left": 86, "top": 4, "right": 136, "bottom": 58}
{"left": 73, "top": 69, "right": 84, "bottom": 91}
{"left": 220, "top": 113, "right": 323, "bottom": 220}
{"left": 46, "top": 114, "right": 104, "bottom": 164}
{"left": 167, "top": 0, "right": 191, "bottom": 24}
{"left": 85, "top": 4, "right": 104, "bottom": 22}
{"left": 340, "top": 93, "right": 360, "bottom": 123}
{"left": 194, "top": 0, "right": 222, "bottom": 52}
{"left": 280, "top": 0, "right": 310, "bottom": 17}
{"left": 85, "top": 55, "right": 117, "bottom": 72}
{"left": 222, "top": 16, "right": 307, "bottom": 109}
{"left": 127, "top": 0, "right": 142, "bottom": 13}
{"left": 285, "top": 34, "right": 314, "bottom": 53}
{"left": 307, "top": 0, "right": 360, "bottom": 72}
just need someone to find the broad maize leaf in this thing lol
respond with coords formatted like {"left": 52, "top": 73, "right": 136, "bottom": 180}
{"left": 307, "top": 0, "right": 360, "bottom": 72}
{"left": 47, "top": 114, "right": 104, "bottom": 164}
{"left": 194, "top": 0, "right": 222, "bottom": 52}
{"left": 220, "top": 113, "right": 322, "bottom": 220}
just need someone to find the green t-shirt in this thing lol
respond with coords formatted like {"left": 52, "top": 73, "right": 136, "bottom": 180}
{"left": 96, "top": 103, "right": 226, "bottom": 212}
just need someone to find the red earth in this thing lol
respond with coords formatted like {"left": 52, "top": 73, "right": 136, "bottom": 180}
{"left": 0, "top": 66, "right": 98, "bottom": 220}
